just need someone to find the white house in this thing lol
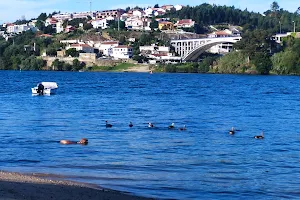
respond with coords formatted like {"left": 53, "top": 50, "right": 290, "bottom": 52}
{"left": 60, "top": 39, "right": 80, "bottom": 44}
{"left": 132, "top": 10, "right": 144, "bottom": 18}
{"left": 6, "top": 24, "right": 33, "bottom": 34}
{"left": 125, "top": 17, "right": 151, "bottom": 31}
{"left": 91, "top": 18, "right": 109, "bottom": 29}
{"left": 56, "top": 21, "right": 64, "bottom": 33}
{"left": 208, "top": 30, "right": 232, "bottom": 38}
{"left": 154, "top": 10, "right": 166, "bottom": 16}
{"left": 45, "top": 18, "right": 58, "bottom": 28}
{"left": 161, "top": 5, "right": 174, "bottom": 11}
{"left": 66, "top": 43, "right": 94, "bottom": 53}
{"left": 98, "top": 41, "right": 119, "bottom": 56}
{"left": 52, "top": 13, "right": 72, "bottom": 21}
{"left": 272, "top": 32, "right": 293, "bottom": 43}
{"left": 176, "top": 19, "right": 195, "bottom": 28}
{"left": 140, "top": 45, "right": 170, "bottom": 54}
{"left": 144, "top": 8, "right": 155, "bottom": 17}
{"left": 120, "top": 13, "right": 132, "bottom": 21}
{"left": 112, "top": 45, "right": 133, "bottom": 59}
{"left": 174, "top": 5, "right": 183, "bottom": 11}
{"left": 72, "top": 12, "right": 93, "bottom": 19}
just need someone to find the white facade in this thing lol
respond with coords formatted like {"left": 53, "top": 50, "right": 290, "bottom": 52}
{"left": 174, "top": 5, "right": 183, "bottom": 11}
{"left": 272, "top": 32, "right": 293, "bottom": 43}
{"left": 98, "top": 41, "right": 119, "bottom": 56}
{"left": 60, "top": 39, "right": 80, "bottom": 44}
{"left": 132, "top": 10, "right": 143, "bottom": 18}
{"left": 112, "top": 45, "right": 133, "bottom": 59}
{"left": 208, "top": 43, "right": 234, "bottom": 54}
{"left": 45, "top": 18, "right": 58, "bottom": 27}
{"left": 120, "top": 13, "right": 131, "bottom": 21}
{"left": 125, "top": 17, "right": 151, "bottom": 31}
{"left": 144, "top": 8, "right": 155, "bottom": 17}
{"left": 176, "top": 19, "right": 195, "bottom": 28}
{"left": 52, "top": 13, "right": 72, "bottom": 21}
{"left": 66, "top": 44, "right": 94, "bottom": 53}
{"left": 140, "top": 46, "right": 170, "bottom": 54}
{"left": 6, "top": 24, "right": 32, "bottom": 34}
{"left": 72, "top": 12, "right": 92, "bottom": 19}
{"left": 91, "top": 18, "right": 108, "bottom": 29}
{"left": 56, "top": 21, "right": 64, "bottom": 33}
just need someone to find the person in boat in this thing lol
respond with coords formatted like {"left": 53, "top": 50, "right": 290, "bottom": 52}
{"left": 229, "top": 127, "right": 235, "bottom": 135}
{"left": 60, "top": 138, "right": 88, "bottom": 145}
{"left": 37, "top": 83, "right": 44, "bottom": 95}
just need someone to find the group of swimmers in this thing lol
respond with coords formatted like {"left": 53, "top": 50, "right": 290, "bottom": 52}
{"left": 60, "top": 121, "right": 187, "bottom": 145}
{"left": 229, "top": 127, "right": 265, "bottom": 139}
{"left": 60, "top": 125, "right": 265, "bottom": 146}
{"left": 106, "top": 121, "right": 187, "bottom": 130}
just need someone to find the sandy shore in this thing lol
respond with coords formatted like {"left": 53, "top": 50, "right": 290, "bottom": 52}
{"left": 0, "top": 171, "right": 153, "bottom": 200}
{"left": 126, "top": 65, "right": 151, "bottom": 72}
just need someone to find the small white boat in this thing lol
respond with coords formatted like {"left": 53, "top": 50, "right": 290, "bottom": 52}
{"left": 32, "top": 82, "right": 58, "bottom": 95}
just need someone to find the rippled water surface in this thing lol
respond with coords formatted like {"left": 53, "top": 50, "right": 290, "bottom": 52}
{"left": 0, "top": 71, "right": 300, "bottom": 199}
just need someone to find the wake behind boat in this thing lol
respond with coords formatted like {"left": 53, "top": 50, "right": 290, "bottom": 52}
{"left": 32, "top": 82, "right": 58, "bottom": 95}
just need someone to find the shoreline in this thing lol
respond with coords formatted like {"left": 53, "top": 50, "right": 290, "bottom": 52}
{"left": 0, "top": 170, "right": 153, "bottom": 200}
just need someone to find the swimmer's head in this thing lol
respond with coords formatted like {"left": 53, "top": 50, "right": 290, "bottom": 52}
{"left": 78, "top": 138, "right": 88, "bottom": 144}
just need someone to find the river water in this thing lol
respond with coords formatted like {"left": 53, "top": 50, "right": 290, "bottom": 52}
{"left": 0, "top": 71, "right": 299, "bottom": 199}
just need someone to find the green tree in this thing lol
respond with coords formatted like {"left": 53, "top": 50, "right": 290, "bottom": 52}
{"left": 72, "top": 59, "right": 82, "bottom": 71}
{"left": 83, "top": 23, "right": 93, "bottom": 30}
{"left": 150, "top": 18, "right": 159, "bottom": 30}
{"left": 35, "top": 20, "right": 45, "bottom": 32}
{"left": 251, "top": 52, "right": 272, "bottom": 74}
{"left": 44, "top": 25, "right": 55, "bottom": 34}
{"left": 271, "top": 1, "right": 279, "bottom": 13}
{"left": 37, "top": 13, "right": 48, "bottom": 21}
{"left": 52, "top": 59, "right": 64, "bottom": 71}
{"left": 66, "top": 48, "right": 79, "bottom": 57}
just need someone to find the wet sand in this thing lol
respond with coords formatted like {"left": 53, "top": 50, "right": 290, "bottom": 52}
{"left": 0, "top": 171, "right": 153, "bottom": 200}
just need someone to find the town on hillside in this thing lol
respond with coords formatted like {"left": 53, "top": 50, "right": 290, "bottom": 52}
{"left": 0, "top": 2, "right": 299, "bottom": 74}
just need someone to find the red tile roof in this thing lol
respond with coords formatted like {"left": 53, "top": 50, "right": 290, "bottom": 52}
{"left": 71, "top": 44, "right": 92, "bottom": 48}
{"left": 101, "top": 41, "right": 119, "bottom": 45}
{"left": 114, "top": 45, "right": 132, "bottom": 48}
{"left": 214, "top": 31, "right": 230, "bottom": 35}
{"left": 177, "top": 19, "right": 193, "bottom": 24}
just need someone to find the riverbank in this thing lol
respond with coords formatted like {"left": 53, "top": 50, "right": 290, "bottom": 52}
{"left": 0, "top": 171, "right": 153, "bottom": 200}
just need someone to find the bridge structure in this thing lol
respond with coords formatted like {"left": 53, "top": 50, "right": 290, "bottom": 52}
{"left": 170, "top": 36, "right": 242, "bottom": 61}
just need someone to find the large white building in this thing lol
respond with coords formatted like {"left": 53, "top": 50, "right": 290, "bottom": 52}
{"left": 52, "top": 13, "right": 72, "bottom": 21}
{"left": 72, "top": 12, "right": 93, "bottom": 19}
{"left": 125, "top": 17, "right": 151, "bottom": 31}
{"left": 66, "top": 43, "right": 95, "bottom": 53}
{"left": 90, "top": 16, "right": 114, "bottom": 29}
{"left": 98, "top": 41, "right": 119, "bottom": 56}
{"left": 6, "top": 24, "right": 34, "bottom": 34}
{"left": 112, "top": 45, "right": 133, "bottom": 59}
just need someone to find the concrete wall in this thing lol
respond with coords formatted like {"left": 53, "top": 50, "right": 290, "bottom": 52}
{"left": 43, "top": 56, "right": 120, "bottom": 69}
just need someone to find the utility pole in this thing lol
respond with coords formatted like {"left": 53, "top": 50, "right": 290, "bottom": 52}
{"left": 118, "top": 11, "right": 120, "bottom": 31}
{"left": 292, "top": 21, "right": 296, "bottom": 33}
{"left": 279, "top": 21, "right": 281, "bottom": 34}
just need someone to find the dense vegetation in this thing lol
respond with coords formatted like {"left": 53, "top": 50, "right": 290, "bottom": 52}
{"left": 1, "top": 2, "right": 300, "bottom": 74}
{"left": 0, "top": 29, "right": 86, "bottom": 70}
{"left": 162, "top": 2, "right": 300, "bottom": 75}
{"left": 165, "top": 2, "right": 300, "bottom": 34}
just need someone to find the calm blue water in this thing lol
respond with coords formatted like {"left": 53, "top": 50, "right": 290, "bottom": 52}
{"left": 0, "top": 71, "right": 300, "bottom": 199}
